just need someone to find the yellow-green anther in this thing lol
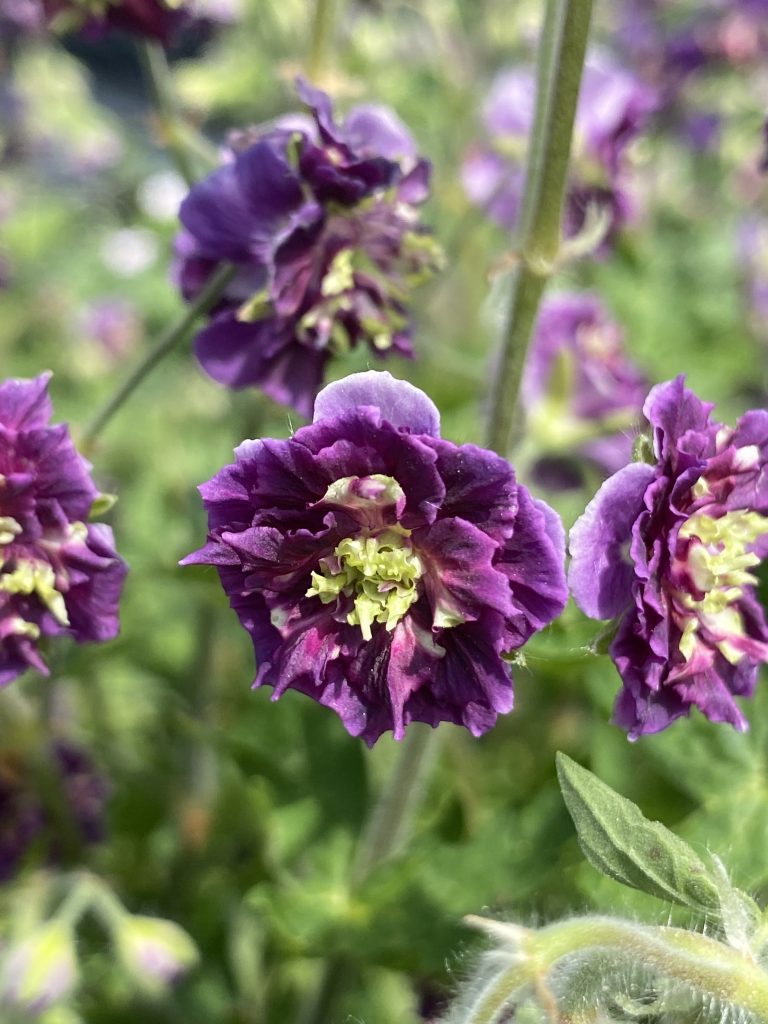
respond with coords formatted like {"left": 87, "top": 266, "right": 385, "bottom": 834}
{"left": 321, "top": 249, "right": 355, "bottom": 297}
{"left": 0, "top": 518, "right": 22, "bottom": 546}
{"left": 677, "top": 510, "right": 768, "bottom": 662}
{"left": 306, "top": 529, "right": 423, "bottom": 640}
{"left": 0, "top": 560, "right": 69, "bottom": 626}
{"left": 7, "top": 617, "right": 41, "bottom": 640}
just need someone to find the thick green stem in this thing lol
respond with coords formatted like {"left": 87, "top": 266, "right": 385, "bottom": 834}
{"left": 139, "top": 40, "right": 197, "bottom": 187}
{"left": 306, "top": 0, "right": 337, "bottom": 81}
{"left": 82, "top": 263, "right": 236, "bottom": 448}
{"left": 486, "top": 0, "right": 593, "bottom": 455}
{"left": 463, "top": 917, "right": 768, "bottom": 1023}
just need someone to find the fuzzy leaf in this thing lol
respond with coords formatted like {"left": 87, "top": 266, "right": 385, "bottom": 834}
{"left": 556, "top": 753, "right": 722, "bottom": 915}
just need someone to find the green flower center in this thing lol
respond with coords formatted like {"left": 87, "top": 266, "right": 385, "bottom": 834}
{"left": 677, "top": 509, "right": 768, "bottom": 664}
{"left": 306, "top": 528, "right": 423, "bottom": 640}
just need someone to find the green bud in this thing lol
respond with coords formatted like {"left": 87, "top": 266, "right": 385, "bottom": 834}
{"left": 0, "top": 921, "right": 78, "bottom": 1013}
{"left": 115, "top": 916, "right": 199, "bottom": 992}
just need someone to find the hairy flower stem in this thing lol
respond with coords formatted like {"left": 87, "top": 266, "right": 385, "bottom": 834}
{"left": 486, "top": 0, "right": 593, "bottom": 455}
{"left": 306, "top": 0, "right": 337, "bottom": 81}
{"left": 82, "top": 263, "right": 236, "bottom": 448}
{"left": 461, "top": 917, "right": 768, "bottom": 1023}
{"left": 139, "top": 41, "right": 197, "bottom": 187}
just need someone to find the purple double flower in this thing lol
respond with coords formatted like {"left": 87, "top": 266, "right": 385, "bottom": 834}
{"left": 184, "top": 372, "right": 567, "bottom": 745}
{"left": 0, "top": 374, "right": 127, "bottom": 684}
{"left": 175, "top": 80, "right": 441, "bottom": 417}
{"left": 570, "top": 377, "right": 768, "bottom": 737}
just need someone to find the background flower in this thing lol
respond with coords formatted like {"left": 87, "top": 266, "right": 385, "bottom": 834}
{"left": 462, "top": 56, "right": 657, "bottom": 251}
{"left": 0, "top": 374, "right": 127, "bottom": 684}
{"left": 521, "top": 292, "right": 647, "bottom": 488}
{"left": 183, "top": 371, "right": 567, "bottom": 744}
{"left": 175, "top": 79, "right": 441, "bottom": 416}
{"left": 570, "top": 376, "right": 768, "bottom": 737}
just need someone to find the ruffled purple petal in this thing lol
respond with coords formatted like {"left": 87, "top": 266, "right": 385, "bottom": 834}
{"left": 569, "top": 462, "right": 656, "bottom": 620}
{"left": 313, "top": 371, "right": 441, "bottom": 437}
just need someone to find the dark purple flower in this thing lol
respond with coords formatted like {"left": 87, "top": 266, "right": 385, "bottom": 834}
{"left": 0, "top": 740, "right": 108, "bottom": 880}
{"left": 522, "top": 292, "right": 648, "bottom": 485}
{"left": 175, "top": 79, "right": 441, "bottom": 417}
{"left": 183, "top": 371, "right": 567, "bottom": 745}
{"left": 569, "top": 376, "right": 768, "bottom": 737}
{"left": 0, "top": 373, "right": 127, "bottom": 684}
{"left": 462, "top": 57, "right": 657, "bottom": 250}
{"left": 41, "top": 0, "right": 187, "bottom": 43}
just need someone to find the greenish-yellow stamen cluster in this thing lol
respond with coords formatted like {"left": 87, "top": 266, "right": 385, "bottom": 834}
{"left": 306, "top": 529, "right": 423, "bottom": 640}
{"left": 677, "top": 509, "right": 768, "bottom": 664}
{"left": 0, "top": 517, "right": 77, "bottom": 631}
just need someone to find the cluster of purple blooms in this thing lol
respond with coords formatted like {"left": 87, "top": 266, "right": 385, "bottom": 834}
{"left": 2, "top": 61, "right": 767, "bottom": 753}
{"left": 462, "top": 56, "right": 657, "bottom": 250}
{"left": 0, "top": 374, "right": 126, "bottom": 684}
{"left": 175, "top": 80, "right": 441, "bottom": 416}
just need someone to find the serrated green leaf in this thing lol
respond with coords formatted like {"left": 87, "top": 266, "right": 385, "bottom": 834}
{"left": 556, "top": 753, "right": 722, "bottom": 915}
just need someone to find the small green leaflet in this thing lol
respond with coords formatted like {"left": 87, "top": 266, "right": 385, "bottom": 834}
{"left": 556, "top": 753, "right": 722, "bottom": 916}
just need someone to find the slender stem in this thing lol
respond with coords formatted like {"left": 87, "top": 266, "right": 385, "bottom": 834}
{"left": 486, "top": 0, "right": 593, "bottom": 455}
{"left": 297, "top": 726, "right": 440, "bottom": 1024}
{"left": 350, "top": 724, "right": 438, "bottom": 886}
{"left": 139, "top": 40, "right": 197, "bottom": 187}
{"left": 518, "top": 0, "right": 562, "bottom": 241}
{"left": 306, "top": 0, "right": 337, "bottom": 81}
{"left": 82, "top": 264, "right": 236, "bottom": 448}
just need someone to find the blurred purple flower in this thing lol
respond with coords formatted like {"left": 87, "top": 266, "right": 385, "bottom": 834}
{"left": 462, "top": 57, "right": 657, "bottom": 250}
{"left": 175, "top": 79, "right": 441, "bottom": 416}
{"left": 522, "top": 292, "right": 648, "bottom": 486}
{"left": 41, "top": 0, "right": 187, "bottom": 43}
{"left": 738, "top": 218, "right": 768, "bottom": 335}
{"left": 570, "top": 376, "right": 768, "bottom": 737}
{"left": 183, "top": 371, "right": 567, "bottom": 745}
{"left": 0, "top": 740, "right": 108, "bottom": 880}
{"left": 81, "top": 300, "right": 142, "bottom": 362}
{"left": 0, "top": 373, "right": 127, "bottom": 684}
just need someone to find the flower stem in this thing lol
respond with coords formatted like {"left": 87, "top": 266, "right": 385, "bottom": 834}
{"left": 486, "top": 0, "right": 593, "bottom": 456}
{"left": 82, "top": 263, "right": 236, "bottom": 449}
{"left": 461, "top": 917, "right": 768, "bottom": 1023}
{"left": 139, "top": 40, "right": 198, "bottom": 187}
{"left": 297, "top": 725, "right": 440, "bottom": 1024}
{"left": 350, "top": 723, "right": 439, "bottom": 886}
{"left": 306, "top": 0, "right": 337, "bottom": 81}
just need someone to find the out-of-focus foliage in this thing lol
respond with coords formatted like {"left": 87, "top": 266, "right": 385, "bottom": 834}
{"left": 2, "top": 0, "right": 768, "bottom": 1021}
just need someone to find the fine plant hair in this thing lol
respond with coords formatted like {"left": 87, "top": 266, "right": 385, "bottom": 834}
{"left": 441, "top": 760, "right": 768, "bottom": 1024}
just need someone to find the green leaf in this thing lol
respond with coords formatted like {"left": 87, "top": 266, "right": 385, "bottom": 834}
{"left": 556, "top": 753, "right": 722, "bottom": 915}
